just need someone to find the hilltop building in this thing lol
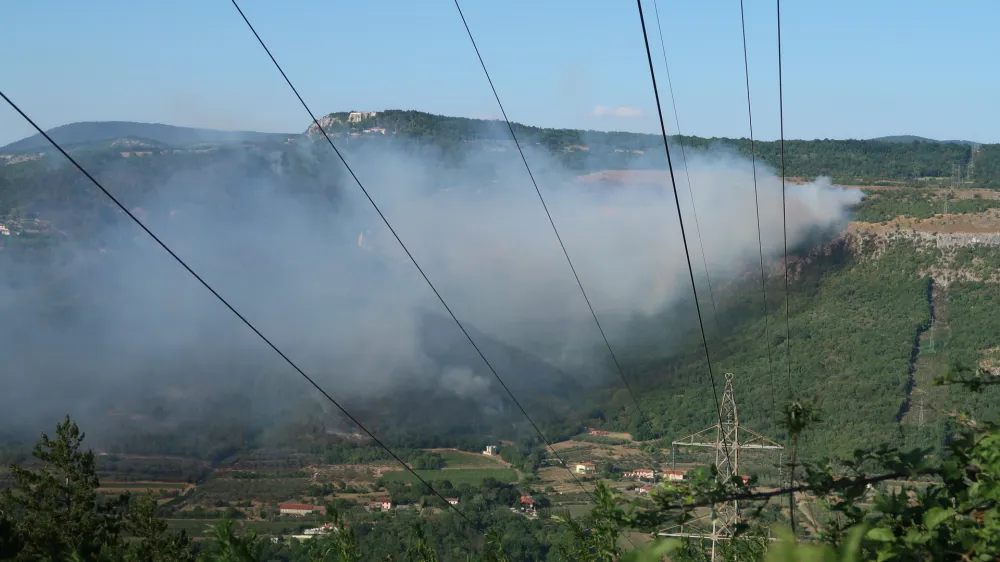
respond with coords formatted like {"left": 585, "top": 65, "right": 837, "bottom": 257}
{"left": 348, "top": 111, "right": 376, "bottom": 123}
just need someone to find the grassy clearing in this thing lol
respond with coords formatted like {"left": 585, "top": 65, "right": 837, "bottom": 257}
{"left": 570, "top": 435, "right": 629, "bottom": 446}
{"left": 380, "top": 468, "right": 517, "bottom": 486}
{"left": 436, "top": 450, "right": 507, "bottom": 468}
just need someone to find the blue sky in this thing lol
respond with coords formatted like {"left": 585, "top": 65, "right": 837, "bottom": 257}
{"left": 3, "top": 0, "right": 999, "bottom": 147}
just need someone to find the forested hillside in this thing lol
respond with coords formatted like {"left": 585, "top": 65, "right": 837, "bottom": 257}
{"left": 2, "top": 110, "right": 1000, "bottom": 465}
{"left": 309, "top": 110, "right": 993, "bottom": 185}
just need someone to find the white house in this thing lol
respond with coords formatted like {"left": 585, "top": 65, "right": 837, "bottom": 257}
{"left": 483, "top": 445, "right": 499, "bottom": 456}
{"left": 623, "top": 468, "right": 655, "bottom": 480}
{"left": 446, "top": 498, "right": 460, "bottom": 506}
{"left": 575, "top": 462, "right": 596, "bottom": 474}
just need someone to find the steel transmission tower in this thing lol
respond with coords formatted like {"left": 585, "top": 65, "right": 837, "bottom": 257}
{"left": 659, "top": 373, "right": 783, "bottom": 561}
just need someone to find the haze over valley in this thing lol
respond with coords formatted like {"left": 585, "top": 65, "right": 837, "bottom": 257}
{"left": 4, "top": 109, "right": 1000, "bottom": 557}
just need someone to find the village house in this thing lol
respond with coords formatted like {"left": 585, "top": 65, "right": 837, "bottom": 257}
{"left": 622, "top": 468, "right": 655, "bottom": 480}
{"left": 446, "top": 498, "right": 460, "bottom": 506}
{"left": 638, "top": 485, "right": 653, "bottom": 495}
{"left": 519, "top": 495, "right": 535, "bottom": 514}
{"left": 482, "top": 445, "right": 498, "bottom": 456}
{"left": 740, "top": 475, "right": 751, "bottom": 485}
{"left": 368, "top": 497, "right": 392, "bottom": 511}
{"left": 575, "top": 462, "right": 596, "bottom": 474}
{"left": 278, "top": 503, "right": 317, "bottom": 516}
{"left": 662, "top": 469, "right": 686, "bottom": 481}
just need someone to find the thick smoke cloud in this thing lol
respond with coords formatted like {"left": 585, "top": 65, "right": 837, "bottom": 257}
{"left": 0, "top": 137, "right": 861, "bottom": 439}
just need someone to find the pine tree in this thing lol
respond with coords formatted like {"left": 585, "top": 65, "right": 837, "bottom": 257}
{"left": 0, "top": 416, "right": 126, "bottom": 561}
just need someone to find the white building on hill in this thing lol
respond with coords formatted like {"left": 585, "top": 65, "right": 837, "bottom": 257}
{"left": 348, "top": 111, "right": 376, "bottom": 123}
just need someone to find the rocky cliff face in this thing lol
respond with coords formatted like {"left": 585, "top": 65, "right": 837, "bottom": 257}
{"left": 842, "top": 212, "right": 1000, "bottom": 285}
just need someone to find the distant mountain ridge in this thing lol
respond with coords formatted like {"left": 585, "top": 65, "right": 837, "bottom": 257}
{"left": 4, "top": 113, "right": 1000, "bottom": 187}
{"left": 1, "top": 121, "right": 293, "bottom": 153}
{"left": 871, "top": 135, "right": 981, "bottom": 148}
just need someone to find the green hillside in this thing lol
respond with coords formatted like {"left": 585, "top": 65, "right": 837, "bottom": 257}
{"left": 2, "top": 110, "right": 1000, "bottom": 464}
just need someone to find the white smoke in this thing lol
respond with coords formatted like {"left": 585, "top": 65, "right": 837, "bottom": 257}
{"left": 0, "top": 137, "right": 861, "bottom": 434}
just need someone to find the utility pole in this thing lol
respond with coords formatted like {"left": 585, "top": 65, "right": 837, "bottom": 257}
{"left": 968, "top": 148, "right": 975, "bottom": 185}
{"left": 659, "top": 373, "right": 783, "bottom": 561}
{"left": 946, "top": 164, "right": 958, "bottom": 214}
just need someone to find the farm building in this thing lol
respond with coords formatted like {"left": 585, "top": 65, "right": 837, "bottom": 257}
{"left": 278, "top": 503, "right": 317, "bottom": 516}
{"left": 369, "top": 497, "right": 392, "bottom": 510}
{"left": 662, "top": 469, "right": 686, "bottom": 481}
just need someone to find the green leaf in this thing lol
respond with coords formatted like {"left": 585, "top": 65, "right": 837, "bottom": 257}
{"left": 866, "top": 527, "right": 895, "bottom": 542}
{"left": 923, "top": 507, "right": 955, "bottom": 530}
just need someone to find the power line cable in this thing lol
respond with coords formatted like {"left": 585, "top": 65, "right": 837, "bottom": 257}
{"left": 450, "top": 0, "right": 650, "bottom": 431}
{"left": 0, "top": 88, "right": 483, "bottom": 532}
{"left": 650, "top": 0, "right": 723, "bottom": 340}
{"left": 634, "top": 0, "right": 731, "bottom": 464}
{"left": 229, "top": 0, "right": 604, "bottom": 510}
{"left": 776, "top": 0, "right": 793, "bottom": 395}
{"left": 738, "top": 0, "right": 778, "bottom": 426}
{"left": 776, "top": 0, "right": 798, "bottom": 535}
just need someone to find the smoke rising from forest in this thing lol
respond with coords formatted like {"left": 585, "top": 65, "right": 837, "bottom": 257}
{"left": 0, "top": 136, "right": 861, "bottom": 438}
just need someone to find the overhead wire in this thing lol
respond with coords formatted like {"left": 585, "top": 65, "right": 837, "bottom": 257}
{"left": 0, "top": 88, "right": 484, "bottom": 532}
{"left": 634, "top": 0, "right": 732, "bottom": 465}
{"left": 450, "top": 0, "right": 650, "bottom": 431}
{"left": 650, "top": 0, "right": 723, "bottom": 340}
{"left": 776, "top": 0, "right": 793, "bottom": 395}
{"left": 228, "top": 0, "right": 606, "bottom": 517}
{"left": 776, "top": 0, "right": 800, "bottom": 535}
{"left": 738, "top": 0, "right": 778, "bottom": 426}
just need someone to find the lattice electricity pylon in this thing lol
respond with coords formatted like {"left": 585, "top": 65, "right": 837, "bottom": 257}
{"left": 659, "top": 373, "right": 783, "bottom": 561}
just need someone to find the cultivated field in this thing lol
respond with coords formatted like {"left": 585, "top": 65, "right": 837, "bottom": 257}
{"left": 380, "top": 468, "right": 517, "bottom": 486}
{"left": 432, "top": 448, "right": 510, "bottom": 468}
{"left": 98, "top": 481, "right": 190, "bottom": 491}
